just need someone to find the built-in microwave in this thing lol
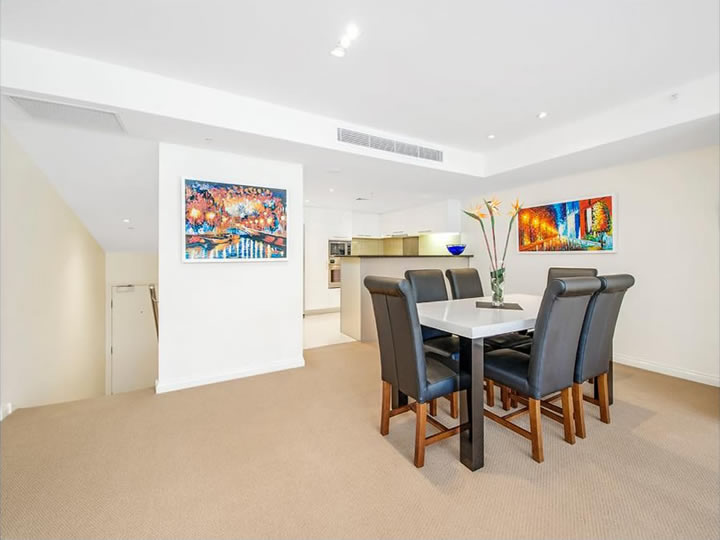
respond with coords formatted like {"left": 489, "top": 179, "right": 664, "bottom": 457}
{"left": 328, "top": 240, "right": 351, "bottom": 257}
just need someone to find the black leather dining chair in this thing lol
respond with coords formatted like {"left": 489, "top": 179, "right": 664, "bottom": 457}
{"left": 482, "top": 277, "right": 602, "bottom": 462}
{"left": 364, "top": 276, "right": 468, "bottom": 467}
{"left": 572, "top": 274, "right": 635, "bottom": 438}
{"left": 547, "top": 267, "right": 598, "bottom": 285}
{"left": 404, "top": 269, "right": 460, "bottom": 418}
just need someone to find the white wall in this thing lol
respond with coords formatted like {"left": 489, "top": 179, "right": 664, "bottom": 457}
{"left": 105, "top": 252, "right": 159, "bottom": 394}
{"left": 156, "top": 143, "right": 303, "bottom": 393}
{"left": 1, "top": 128, "right": 106, "bottom": 418}
{"left": 303, "top": 207, "right": 352, "bottom": 312}
{"left": 462, "top": 145, "right": 720, "bottom": 386}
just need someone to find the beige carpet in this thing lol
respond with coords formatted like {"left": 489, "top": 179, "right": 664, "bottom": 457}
{"left": 1, "top": 342, "right": 719, "bottom": 540}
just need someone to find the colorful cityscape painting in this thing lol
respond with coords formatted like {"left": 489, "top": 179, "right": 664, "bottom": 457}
{"left": 183, "top": 178, "right": 288, "bottom": 261}
{"left": 518, "top": 195, "right": 614, "bottom": 252}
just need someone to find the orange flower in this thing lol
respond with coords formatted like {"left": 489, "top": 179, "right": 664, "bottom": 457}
{"left": 509, "top": 198, "right": 523, "bottom": 216}
{"left": 486, "top": 197, "right": 501, "bottom": 215}
{"left": 468, "top": 205, "right": 488, "bottom": 219}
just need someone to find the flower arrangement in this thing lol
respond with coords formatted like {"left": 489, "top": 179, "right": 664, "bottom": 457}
{"left": 463, "top": 198, "right": 523, "bottom": 306}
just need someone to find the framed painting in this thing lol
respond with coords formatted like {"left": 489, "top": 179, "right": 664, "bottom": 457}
{"left": 183, "top": 178, "right": 288, "bottom": 262}
{"left": 517, "top": 195, "right": 615, "bottom": 253}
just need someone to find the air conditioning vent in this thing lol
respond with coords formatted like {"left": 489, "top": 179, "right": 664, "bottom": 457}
{"left": 8, "top": 96, "right": 125, "bottom": 134}
{"left": 337, "top": 127, "right": 443, "bottom": 162}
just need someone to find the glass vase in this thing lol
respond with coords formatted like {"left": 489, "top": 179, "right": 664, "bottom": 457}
{"left": 490, "top": 266, "right": 505, "bottom": 307}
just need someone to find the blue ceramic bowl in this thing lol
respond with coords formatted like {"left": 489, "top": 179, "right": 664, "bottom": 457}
{"left": 446, "top": 244, "right": 467, "bottom": 256}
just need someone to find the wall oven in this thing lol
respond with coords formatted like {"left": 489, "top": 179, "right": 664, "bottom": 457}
{"left": 328, "top": 240, "right": 351, "bottom": 257}
{"left": 328, "top": 258, "right": 342, "bottom": 289}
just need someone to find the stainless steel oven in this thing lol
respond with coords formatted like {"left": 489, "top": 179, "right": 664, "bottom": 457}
{"left": 328, "top": 240, "right": 351, "bottom": 257}
{"left": 328, "top": 258, "right": 342, "bottom": 288}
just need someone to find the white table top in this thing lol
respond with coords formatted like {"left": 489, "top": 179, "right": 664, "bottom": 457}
{"left": 416, "top": 294, "right": 543, "bottom": 339}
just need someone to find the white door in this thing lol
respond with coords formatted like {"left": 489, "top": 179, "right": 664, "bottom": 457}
{"left": 111, "top": 284, "right": 158, "bottom": 393}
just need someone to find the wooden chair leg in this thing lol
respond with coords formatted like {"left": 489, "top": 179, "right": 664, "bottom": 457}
{"left": 510, "top": 390, "right": 518, "bottom": 409}
{"left": 528, "top": 398, "right": 544, "bottom": 463}
{"left": 429, "top": 398, "right": 438, "bottom": 417}
{"left": 486, "top": 379, "right": 495, "bottom": 407}
{"left": 598, "top": 373, "right": 611, "bottom": 424}
{"left": 501, "top": 386, "right": 511, "bottom": 411}
{"left": 414, "top": 402, "right": 427, "bottom": 467}
{"left": 450, "top": 392, "right": 459, "bottom": 419}
{"left": 380, "top": 381, "right": 391, "bottom": 436}
{"left": 572, "top": 383, "right": 586, "bottom": 438}
{"left": 560, "top": 387, "right": 575, "bottom": 444}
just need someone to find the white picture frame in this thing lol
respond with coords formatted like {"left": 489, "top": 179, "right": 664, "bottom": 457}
{"left": 516, "top": 194, "right": 616, "bottom": 254}
{"left": 181, "top": 176, "right": 288, "bottom": 263}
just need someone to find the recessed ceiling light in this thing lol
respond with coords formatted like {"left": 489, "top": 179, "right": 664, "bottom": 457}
{"left": 329, "top": 188, "right": 335, "bottom": 193}
{"left": 123, "top": 218, "right": 131, "bottom": 223}
{"left": 330, "top": 47, "right": 346, "bottom": 58}
{"left": 487, "top": 134, "right": 496, "bottom": 140}
{"left": 340, "top": 36, "right": 352, "bottom": 48}
{"left": 204, "top": 137, "right": 213, "bottom": 142}
{"left": 305, "top": 199, "right": 310, "bottom": 203}
{"left": 537, "top": 111, "right": 548, "bottom": 119}
{"left": 345, "top": 23, "right": 360, "bottom": 40}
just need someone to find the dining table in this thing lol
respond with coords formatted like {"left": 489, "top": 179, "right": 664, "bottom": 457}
{"left": 416, "top": 294, "right": 542, "bottom": 471}
{"left": 414, "top": 292, "right": 615, "bottom": 471}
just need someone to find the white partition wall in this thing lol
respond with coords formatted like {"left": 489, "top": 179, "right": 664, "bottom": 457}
{"left": 156, "top": 143, "right": 304, "bottom": 393}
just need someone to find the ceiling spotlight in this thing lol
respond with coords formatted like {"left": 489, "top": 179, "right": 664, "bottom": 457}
{"left": 345, "top": 23, "right": 360, "bottom": 40}
{"left": 537, "top": 111, "right": 548, "bottom": 119}
{"left": 487, "top": 134, "right": 496, "bottom": 140}
{"left": 123, "top": 218, "right": 131, "bottom": 223}
{"left": 330, "top": 47, "right": 346, "bottom": 58}
{"left": 329, "top": 188, "right": 335, "bottom": 193}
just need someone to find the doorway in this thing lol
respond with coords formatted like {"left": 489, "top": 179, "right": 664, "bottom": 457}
{"left": 110, "top": 284, "right": 158, "bottom": 393}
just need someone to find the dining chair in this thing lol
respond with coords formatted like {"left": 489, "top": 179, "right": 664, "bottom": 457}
{"left": 547, "top": 267, "right": 598, "bottom": 285}
{"left": 364, "top": 276, "right": 468, "bottom": 467}
{"left": 445, "top": 267, "right": 532, "bottom": 409}
{"left": 404, "top": 269, "right": 460, "bottom": 418}
{"left": 513, "top": 267, "right": 600, "bottom": 358}
{"left": 482, "top": 277, "right": 602, "bottom": 463}
{"left": 571, "top": 274, "right": 635, "bottom": 437}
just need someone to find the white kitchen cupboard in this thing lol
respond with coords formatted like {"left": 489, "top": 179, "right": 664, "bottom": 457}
{"left": 380, "top": 199, "right": 461, "bottom": 236}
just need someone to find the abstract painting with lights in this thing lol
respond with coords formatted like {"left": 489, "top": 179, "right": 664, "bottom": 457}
{"left": 184, "top": 178, "right": 287, "bottom": 261}
{"left": 518, "top": 196, "right": 614, "bottom": 252}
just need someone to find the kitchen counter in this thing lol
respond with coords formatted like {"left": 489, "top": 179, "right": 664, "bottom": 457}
{"left": 340, "top": 255, "right": 471, "bottom": 342}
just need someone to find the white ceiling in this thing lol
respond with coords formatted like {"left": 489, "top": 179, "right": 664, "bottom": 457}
{"left": 2, "top": 0, "right": 718, "bottom": 151}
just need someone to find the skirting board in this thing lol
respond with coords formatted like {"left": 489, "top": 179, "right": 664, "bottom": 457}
{"left": 155, "top": 356, "right": 305, "bottom": 394}
{"left": 304, "top": 307, "right": 341, "bottom": 316}
{"left": 614, "top": 353, "right": 720, "bottom": 387}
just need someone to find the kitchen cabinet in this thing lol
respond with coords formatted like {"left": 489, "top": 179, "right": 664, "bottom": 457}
{"left": 380, "top": 199, "right": 461, "bottom": 236}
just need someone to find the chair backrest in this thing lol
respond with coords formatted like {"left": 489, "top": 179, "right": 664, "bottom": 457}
{"left": 445, "top": 268, "right": 484, "bottom": 299}
{"left": 528, "top": 277, "right": 602, "bottom": 398}
{"left": 547, "top": 267, "right": 597, "bottom": 286}
{"left": 404, "top": 269, "right": 448, "bottom": 303}
{"left": 575, "top": 274, "right": 635, "bottom": 382}
{"left": 364, "top": 276, "right": 428, "bottom": 402}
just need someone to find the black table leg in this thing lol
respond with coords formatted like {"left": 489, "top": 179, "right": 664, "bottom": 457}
{"left": 392, "top": 386, "right": 408, "bottom": 409}
{"left": 459, "top": 336, "right": 485, "bottom": 471}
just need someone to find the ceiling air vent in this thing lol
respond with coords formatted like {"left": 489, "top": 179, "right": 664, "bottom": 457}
{"left": 337, "top": 128, "right": 443, "bottom": 162}
{"left": 8, "top": 96, "right": 125, "bottom": 134}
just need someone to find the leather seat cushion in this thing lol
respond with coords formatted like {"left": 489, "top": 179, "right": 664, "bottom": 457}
{"left": 423, "top": 353, "right": 462, "bottom": 402}
{"left": 422, "top": 325, "right": 451, "bottom": 341}
{"left": 484, "top": 348, "right": 531, "bottom": 396}
{"left": 486, "top": 332, "right": 533, "bottom": 350}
